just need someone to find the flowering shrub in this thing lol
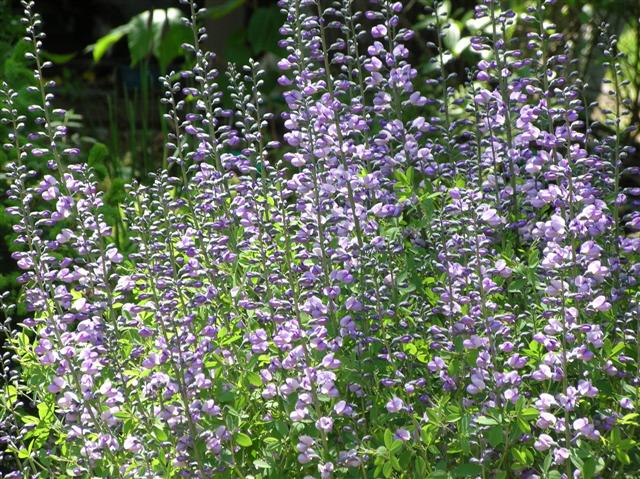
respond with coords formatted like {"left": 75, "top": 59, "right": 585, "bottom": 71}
{"left": 1, "top": 0, "right": 639, "bottom": 478}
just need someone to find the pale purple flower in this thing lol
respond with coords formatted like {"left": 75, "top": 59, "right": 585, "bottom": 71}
{"left": 386, "top": 397, "right": 404, "bottom": 413}
{"left": 620, "top": 398, "right": 634, "bottom": 410}
{"left": 589, "top": 295, "right": 611, "bottom": 312}
{"left": 47, "top": 376, "right": 66, "bottom": 394}
{"left": 124, "top": 435, "right": 143, "bottom": 453}
{"left": 533, "top": 434, "right": 554, "bottom": 452}
{"left": 394, "top": 428, "right": 411, "bottom": 441}
{"left": 371, "top": 25, "right": 387, "bottom": 38}
{"left": 554, "top": 447, "right": 570, "bottom": 464}
{"left": 315, "top": 416, "right": 334, "bottom": 433}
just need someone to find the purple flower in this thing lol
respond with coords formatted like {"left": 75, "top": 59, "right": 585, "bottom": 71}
{"left": 554, "top": 447, "right": 570, "bottom": 464}
{"left": 620, "top": 398, "right": 634, "bottom": 410}
{"left": 479, "top": 206, "right": 502, "bottom": 227}
{"left": 573, "top": 418, "right": 601, "bottom": 441}
{"left": 47, "top": 376, "right": 66, "bottom": 394}
{"left": 315, "top": 416, "right": 334, "bottom": 433}
{"left": 577, "top": 380, "right": 598, "bottom": 398}
{"left": 386, "top": 397, "right": 404, "bottom": 413}
{"left": 124, "top": 435, "right": 142, "bottom": 453}
{"left": 248, "top": 329, "right": 269, "bottom": 353}
{"left": 533, "top": 434, "right": 554, "bottom": 452}
{"left": 371, "top": 25, "right": 387, "bottom": 38}
{"left": 394, "top": 428, "right": 411, "bottom": 441}
{"left": 318, "top": 462, "right": 334, "bottom": 479}
{"left": 589, "top": 295, "right": 611, "bottom": 312}
{"left": 297, "top": 436, "right": 317, "bottom": 464}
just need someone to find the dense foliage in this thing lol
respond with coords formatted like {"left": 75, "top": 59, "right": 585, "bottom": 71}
{"left": 1, "top": 0, "right": 639, "bottom": 478}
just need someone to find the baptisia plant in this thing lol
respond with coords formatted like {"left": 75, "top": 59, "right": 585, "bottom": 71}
{"left": 1, "top": 0, "right": 639, "bottom": 478}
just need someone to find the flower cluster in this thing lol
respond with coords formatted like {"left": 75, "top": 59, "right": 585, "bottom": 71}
{"left": 1, "top": 0, "right": 639, "bottom": 478}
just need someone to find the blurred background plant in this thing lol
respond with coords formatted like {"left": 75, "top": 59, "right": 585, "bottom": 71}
{"left": 0, "top": 0, "right": 638, "bottom": 316}
{"left": 1, "top": 0, "right": 36, "bottom": 315}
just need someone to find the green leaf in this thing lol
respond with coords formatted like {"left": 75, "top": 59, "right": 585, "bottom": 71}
{"left": 42, "top": 50, "right": 76, "bottom": 64}
{"left": 91, "top": 24, "right": 130, "bottom": 63}
{"left": 274, "top": 420, "right": 288, "bottom": 437}
{"left": 18, "top": 448, "right": 30, "bottom": 459}
{"left": 465, "top": 16, "right": 490, "bottom": 33}
{"left": 528, "top": 247, "right": 540, "bottom": 267}
{"left": 443, "top": 22, "right": 461, "bottom": 51}
{"left": 619, "top": 413, "right": 639, "bottom": 425}
{"left": 246, "top": 372, "right": 263, "bottom": 388}
{"left": 126, "top": 8, "right": 185, "bottom": 67}
{"left": 453, "top": 36, "right": 471, "bottom": 56}
{"left": 224, "top": 28, "right": 251, "bottom": 64}
{"left": 416, "top": 457, "right": 428, "bottom": 476}
{"left": 446, "top": 413, "right": 462, "bottom": 423}
{"left": 475, "top": 416, "right": 499, "bottom": 426}
{"left": 519, "top": 408, "right": 540, "bottom": 420}
{"left": 153, "top": 424, "right": 168, "bottom": 441}
{"left": 487, "top": 426, "right": 503, "bottom": 447}
{"left": 389, "top": 439, "right": 403, "bottom": 454}
{"left": 615, "top": 447, "right": 631, "bottom": 465}
{"left": 581, "top": 457, "right": 596, "bottom": 479}
{"left": 4, "top": 40, "right": 34, "bottom": 89}
{"left": 383, "top": 461, "right": 393, "bottom": 478}
{"left": 453, "top": 463, "right": 482, "bottom": 477}
{"left": 21, "top": 415, "right": 39, "bottom": 425}
{"left": 127, "top": 12, "right": 156, "bottom": 66}
{"left": 247, "top": 7, "right": 284, "bottom": 55}
{"left": 156, "top": 23, "right": 191, "bottom": 72}
{"left": 37, "top": 402, "right": 51, "bottom": 421}
{"left": 516, "top": 416, "right": 531, "bottom": 433}
{"left": 236, "top": 432, "right": 253, "bottom": 447}
{"left": 88, "top": 142, "right": 109, "bottom": 165}
{"left": 206, "top": 0, "right": 246, "bottom": 19}
{"left": 512, "top": 447, "right": 534, "bottom": 466}
{"left": 88, "top": 142, "right": 110, "bottom": 180}
{"left": 570, "top": 449, "right": 584, "bottom": 469}
{"left": 384, "top": 429, "right": 394, "bottom": 450}
{"left": 5, "top": 385, "right": 18, "bottom": 405}
{"left": 253, "top": 459, "right": 270, "bottom": 469}
{"left": 543, "top": 452, "right": 553, "bottom": 473}
{"left": 608, "top": 342, "right": 626, "bottom": 358}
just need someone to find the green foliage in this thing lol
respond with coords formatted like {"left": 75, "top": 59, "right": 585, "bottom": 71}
{"left": 206, "top": 0, "right": 246, "bottom": 20}
{"left": 247, "top": 7, "right": 285, "bottom": 56}
{"left": 89, "top": 8, "right": 192, "bottom": 72}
